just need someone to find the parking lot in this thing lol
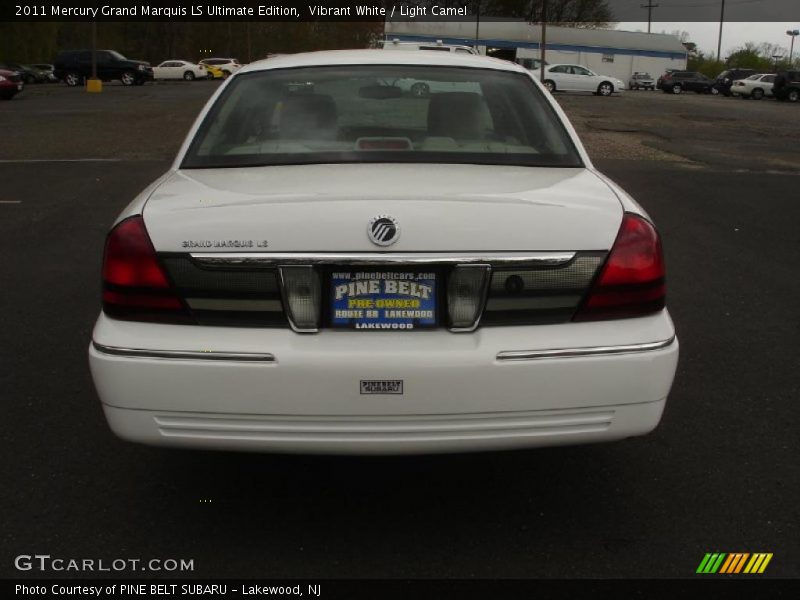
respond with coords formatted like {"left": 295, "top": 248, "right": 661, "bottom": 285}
{"left": 1, "top": 83, "right": 798, "bottom": 578}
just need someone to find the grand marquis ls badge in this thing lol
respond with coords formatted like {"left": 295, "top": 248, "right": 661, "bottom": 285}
{"left": 368, "top": 215, "right": 400, "bottom": 247}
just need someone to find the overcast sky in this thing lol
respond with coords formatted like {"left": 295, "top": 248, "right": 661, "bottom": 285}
{"left": 616, "top": 22, "right": 800, "bottom": 58}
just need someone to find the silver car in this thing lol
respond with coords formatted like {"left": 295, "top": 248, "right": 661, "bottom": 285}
{"left": 629, "top": 72, "right": 655, "bottom": 90}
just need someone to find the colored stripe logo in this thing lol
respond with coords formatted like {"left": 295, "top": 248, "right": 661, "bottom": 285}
{"left": 697, "top": 553, "right": 773, "bottom": 574}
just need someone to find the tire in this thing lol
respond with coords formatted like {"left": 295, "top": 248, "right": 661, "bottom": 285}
{"left": 410, "top": 82, "right": 430, "bottom": 98}
{"left": 710, "top": 87, "right": 720, "bottom": 95}
{"left": 671, "top": 84, "right": 682, "bottom": 95}
{"left": 222, "top": 69, "right": 231, "bottom": 79}
{"left": 206, "top": 72, "right": 214, "bottom": 80}
{"left": 597, "top": 82, "right": 614, "bottom": 96}
{"left": 120, "top": 71, "right": 136, "bottom": 86}
{"left": 543, "top": 80, "right": 555, "bottom": 92}
{"left": 751, "top": 88, "right": 764, "bottom": 100}
{"left": 64, "top": 72, "right": 81, "bottom": 87}
{"left": 787, "top": 89, "right": 799, "bottom": 103}
{"left": 183, "top": 71, "right": 195, "bottom": 81}
{"left": 0, "top": 92, "right": 14, "bottom": 101}
{"left": 631, "top": 84, "right": 638, "bottom": 91}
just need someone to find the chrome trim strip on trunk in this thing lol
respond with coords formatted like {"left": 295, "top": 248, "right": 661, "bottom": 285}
{"left": 496, "top": 336, "right": 676, "bottom": 362}
{"left": 92, "top": 342, "right": 275, "bottom": 363}
{"left": 190, "top": 252, "right": 576, "bottom": 269}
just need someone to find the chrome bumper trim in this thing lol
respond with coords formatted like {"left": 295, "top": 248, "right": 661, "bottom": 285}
{"left": 92, "top": 342, "right": 275, "bottom": 363}
{"left": 190, "top": 251, "right": 576, "bottom": 268}
{"left": 496, "top": 336, "right": 676, "bottom": 362}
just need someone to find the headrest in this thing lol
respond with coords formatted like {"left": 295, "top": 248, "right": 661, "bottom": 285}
{"left": 279, "top": 94, "right": 337, "bottom": 138}
{"left": 427, "top": 92, "right": 485, "bottom": 140}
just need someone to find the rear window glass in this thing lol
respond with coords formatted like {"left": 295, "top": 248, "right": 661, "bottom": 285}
{"left": 182, "top": 65, "right": 582, "bottom": 169}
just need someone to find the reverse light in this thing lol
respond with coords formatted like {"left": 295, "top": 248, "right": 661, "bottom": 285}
{"left": 573, "top": 213, "right": 666, "bottom": 321}
{"left": 102, "top": 216, "right": 191, "bottom": 322}
{"left": 447, "top": 265, "right": 490, "bottom": 330}
{"left": 279, "top": 266, "right": 321, "bottom": 332}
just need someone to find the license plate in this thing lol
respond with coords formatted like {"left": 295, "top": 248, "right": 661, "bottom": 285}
{"left": 330, "top": 270, "right": 437, "bottom": 330}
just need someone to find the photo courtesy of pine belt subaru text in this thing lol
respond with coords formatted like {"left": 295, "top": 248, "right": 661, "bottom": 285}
{"left": 89, "top": 50, "right": 679, "bottom": 454}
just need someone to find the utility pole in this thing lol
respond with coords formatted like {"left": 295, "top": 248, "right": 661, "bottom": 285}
{"left": 716, "top": 0, "right": 726, "bottom": 62}
{"left": 87, "top": 20, "right": 102, "bottom": 93}
{"left": 91, "top": 21, "right": 97, "bottom": 80}
{"left": 475, "top": 0, "right": 480, "bottom": 51}
{"left": 539, "top": 0, "right": 547, "bottom": 84}
{"left": 246, "top": 22, "right": 252, "bottom": 63}
{"left": 640, "top": 2, "right": 659, "bottom": 34}
{"left": 787, "top": 29, "right": 799, "bottom": 66}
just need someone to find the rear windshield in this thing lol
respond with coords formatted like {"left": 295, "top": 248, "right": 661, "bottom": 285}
{"left": 182, "top": 65, "right": 583, "bottom": 169}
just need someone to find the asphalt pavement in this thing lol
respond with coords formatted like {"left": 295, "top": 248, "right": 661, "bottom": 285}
{"left": 1, "top": 83, "right": 798, "bottom": 579}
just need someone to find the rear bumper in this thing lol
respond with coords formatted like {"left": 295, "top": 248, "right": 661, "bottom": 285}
{"left": 89, "top": 311, "right": 679, "bottom": 454}
{"left": 102, "top": 399, "right": 667, "bottom": 455}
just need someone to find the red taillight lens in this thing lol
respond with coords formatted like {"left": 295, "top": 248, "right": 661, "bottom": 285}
{"left": 573, "top": 213, "right": 666, "bottom": 321}
{"left": 102, "top": 216, "right": 191, "bottom": 322}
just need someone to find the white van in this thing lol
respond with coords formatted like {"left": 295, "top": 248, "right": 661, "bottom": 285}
{"left": 380, "top": 39, "right": 479, "bottom": 55}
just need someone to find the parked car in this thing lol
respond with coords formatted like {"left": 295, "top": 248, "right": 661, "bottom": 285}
{"left": 713, "top": 68, "right": 757, "bottom": 96}
{"left": 153, "top": 60, "right": 206, "bottom": 81}
{"left": 0, "top": 63, "right": 47, "bottom": 84}
{"left": 538, "top": 64, "right": 625, "bottom": 96}
{"left": 88, "top": 50, "right": 678, "bottom": 454}
{"left": 515, "top": 57, "right": 548, "bottom": 71}
{"left": 203, "top": 64, "right": 226, "bottom": 80}
{"left": 628, "top": 72, "right": 655, "bottom": 90}
{"left": 656, "top": 69, "right": 680, "bottom": 89}
{"left": 730, "top": 73, "right": 775, "bottom": 100}
{"left": 0, "top": 68, "right": 24, "bottom": 100}
{"left": 658, "top": 71, "right": 713, "bottom": 94}
{"left": 772, "top": 70, "right": 800, "bottom": 102}
{"left": 54, "top": 49, "right": 153, "bottom": 87}
{"left": 198, "top": 58, "right": 241, "bottom": 78}
{"left": 30, "top": 63, "right": 58, "bottom": 82}
{"left": 394, "top": 76, "right": 480, "bottom": 98}
{"left": 381, "top": 39, "right": 478, "bottom": 54}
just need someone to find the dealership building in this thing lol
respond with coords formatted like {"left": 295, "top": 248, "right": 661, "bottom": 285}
{"left": 384, "top": 21, "right": 688, "bottom": 81}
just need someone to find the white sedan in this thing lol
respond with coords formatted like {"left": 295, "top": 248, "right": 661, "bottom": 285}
{"left": 730, "top": 73, "right": 775, "bottom": 99}
{"left": 538, "top": 63, "right": 625, "bottom": 96}
{"left": 152, "top": 60, "right": 206, "bottom": 81}
{"left": 89, "top": 50, "right": 678, "bottom": 454}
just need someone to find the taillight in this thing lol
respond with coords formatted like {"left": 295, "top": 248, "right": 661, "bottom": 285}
{"left": 573, "top": 213, "right": 666, "bottom": 321}
{"left": 102, "top": 216, "right": 192, "bottom": 323}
